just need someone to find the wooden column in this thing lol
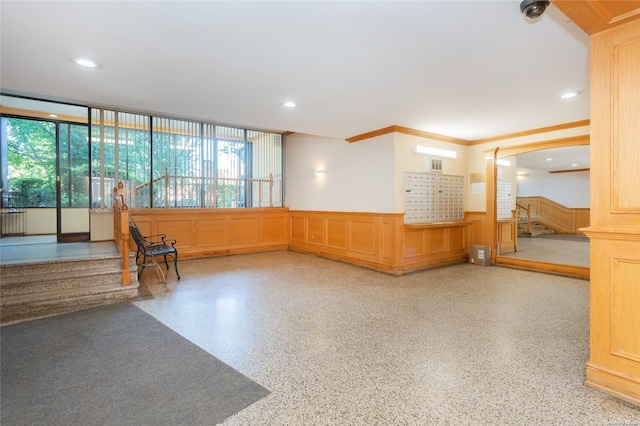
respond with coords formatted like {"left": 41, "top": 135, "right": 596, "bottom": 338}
{"left": 553, "top": 0, "right": 640, "bottom": 406}
{"left": 583, "top": 19, "right": 640, "bottom": 406}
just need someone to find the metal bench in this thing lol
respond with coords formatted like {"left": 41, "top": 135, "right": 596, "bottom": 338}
{"left": 129, "top": 221, "right": 180, "bottom": 282}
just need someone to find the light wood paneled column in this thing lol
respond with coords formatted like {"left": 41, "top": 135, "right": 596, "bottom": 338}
{"left": 553, "top": 0, "right": 640, "bottom": 406}
{"left": 583, "top": 18, "right": 640, "bottom": 406}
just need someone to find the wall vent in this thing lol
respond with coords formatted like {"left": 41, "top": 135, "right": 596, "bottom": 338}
{"left": 430, "top": 158, "right": 443, "bottom": 173}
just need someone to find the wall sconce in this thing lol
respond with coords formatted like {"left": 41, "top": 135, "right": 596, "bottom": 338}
{"left": 314, "top": 169, "right": 326, "bottom": 177}
{"left": 517, "top": 172, "right": 528, "bottom": 178}
{"left": 414, "top": 145, "right": 457, "bottom": 158}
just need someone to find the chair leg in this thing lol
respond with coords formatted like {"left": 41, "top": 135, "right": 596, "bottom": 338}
{"left": 163, "top": 255, "right": 169, "bottom": 270}
{"left": 174, "top": 253, "right": 180, "bottom": 280}
{"left": 138, "top": 253, "right": 147, "bottom": 278}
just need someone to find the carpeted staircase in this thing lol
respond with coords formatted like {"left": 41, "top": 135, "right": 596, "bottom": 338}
{"left": 0, "top": 253, "right": 139, "bottom": 324}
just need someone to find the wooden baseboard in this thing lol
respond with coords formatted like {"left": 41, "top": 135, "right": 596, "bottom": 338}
{"left": 585, "top": 363, "right": 640, "bottom": 407}
{"left": 180, "top": 244, "right": 289, "bottom": 260}
{"left": 495, "top": 256, "right": 590, "bottom": 279}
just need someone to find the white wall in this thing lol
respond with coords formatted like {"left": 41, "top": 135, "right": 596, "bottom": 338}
{"left": 90, "top": 210, "right": 114, "bottom": 241}
{"left": 285, "top": 133, "right": 396, "bottom": 212}
{"left": 466, "top": 124, "right": 590, "bottom": 212}
{"left": 516, "top": 168, "right": 590, "bottom": 208}
{"left": 286, "top": 125, "right": 590, "bottom": 214}
{"left": 25, "top": 208, "right": 56, "bottom": 234}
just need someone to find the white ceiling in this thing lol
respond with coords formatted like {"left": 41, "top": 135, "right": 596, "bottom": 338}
{"left": 0, "top": 1, "right": 590, "bottom": 142}
{"left": 515, "top": 145, "right": 590, "bottom": 172}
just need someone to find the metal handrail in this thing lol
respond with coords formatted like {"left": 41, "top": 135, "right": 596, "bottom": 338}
{"left": 130, "top": 168, "right": 281, "bottom": 208}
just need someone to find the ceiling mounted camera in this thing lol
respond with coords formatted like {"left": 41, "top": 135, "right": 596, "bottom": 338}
{"left": 520, "top": 0, "right": 550, "bottom": 20}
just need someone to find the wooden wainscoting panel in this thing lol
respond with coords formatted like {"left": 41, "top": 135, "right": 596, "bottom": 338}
{"left": 611, "top": 258, "right": 640, "bottom": 363}
{"left": 262, "top": 216, "right": 287, "bottom": 242}
{"left": 539, "top": 201, "right": 576, "bottom": 231}
{"left": 229, "top": 217, "right": 259, "bottom": 244}
{"left": 134, "top": 219, "right": 153, "bottom": 237}
{"left": 157, "top": 220, "right": 193, "bottom": 248}
{"left": 290, "top": 215, "right": 306, "bottom": 242}
{"left": 350, "top": 219, "right": 376, "bottom": 255}
{"left": 427, "top": 228, "right": 446, "bottom": 254}
{"left": 379, "top": 219, "right": 396, "bottom": 263}
{"left": 400, "top": 223, "right": 470, "bottom": 273}
{"left": 287, "top": 211, "right": 469, "bottom": 275}
{"left": 288, "top": 211, "right": 408, "bottom": 274}
{"left": 517, "top": 196, "right": 590, "bottom": 234}
{"left": 308, "top": 217, "right": 325, "bottom": 246}
{"left": 404, "top": 228, "right": 425, "bottom": 258}
{"left": 497, "top": 220, "right": 516, "bottom": 253}
{"left": 585, "top": 231, "right": 640, "bottom": 405}
{"left": 518, "top": 197, "right": 541, "bottom": 217}
{"left": 327, "top": 218, "right": 347, "bottom": 249}
{"left": 448, "top": 226, "right": 465, "bottom": 251}
{"left": 465, "top": 212, "right": 487, "bottom": 248}
{"left": 131, "top": 208, "right": 289, "bottom": 259}
{"left": 195, "top": 219, "right": 229, "bottom": 246}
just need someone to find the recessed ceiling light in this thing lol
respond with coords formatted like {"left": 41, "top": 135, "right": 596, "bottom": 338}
{"left": 283, "top": 101, "right": 296, "bottom": 108}
{"left": 71, "top": 57, "right": 101, "bottom": 68}
{"left": 545, "top": 158, "right": 553, "bottom": 161}
{"left": 560, "top": 91, "right": 579, "bottom": 99}
{"left": 571, "top": 163, "right": 579, "bottom": 167}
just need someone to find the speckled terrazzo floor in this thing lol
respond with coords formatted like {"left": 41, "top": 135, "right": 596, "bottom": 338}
{"left": 0, "top": 235, "right": 119, "bottom": 265}
{"left": 135, "top": 251, "right": 639, "bottom": 425}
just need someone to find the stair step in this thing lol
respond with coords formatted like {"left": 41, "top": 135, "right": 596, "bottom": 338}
{"left": 1, "top": 280, "right": 137, "bottom": 305}
{"left": 1, "top": 266, "right": 125, "bottom": 296}
{"left": 521, "top": 229, "right": 556, "bottom": 237}
{"left": 531, "top": 229, "right": 555, "bottom": 236}
{"left": 0, "top": 250, "right": 139, "bottom": 324}
{"left": 0, "top": 255, "right": 123, "bottom": 279}
{"left": 1, "top": 286, "right": 139, "bottom": 324}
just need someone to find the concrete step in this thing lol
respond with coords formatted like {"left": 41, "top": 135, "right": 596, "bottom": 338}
{"left": 0, "top": 252, "right": 138, "bottom": 325}
{"left": 1, "top": 286, "right": 139, "bottom": 324}
{"left": 531, "top": 229, "right": 555, "bottom": 236}
{"left": 1, "top": 266, "right": 129, "bottom": 297}
{"left": 0, "top": 255, "right": 122, "bottom": 279}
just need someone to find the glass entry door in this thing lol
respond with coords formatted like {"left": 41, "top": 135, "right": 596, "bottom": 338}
{"left": 1, "top": 95, "right": 90, "bottom": 242}
{"left": 57, "top": 123, "right": 90, "bottom": 242}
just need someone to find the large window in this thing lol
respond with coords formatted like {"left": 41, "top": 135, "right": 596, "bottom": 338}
{"left": 91, "top": 108, "right": 283, "bottom": 209}
{"left": 2, "top": 117, "right": 57, "bottom": 207}
{"left": 91, "top": 110, "right": 151, "bottom": 208}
